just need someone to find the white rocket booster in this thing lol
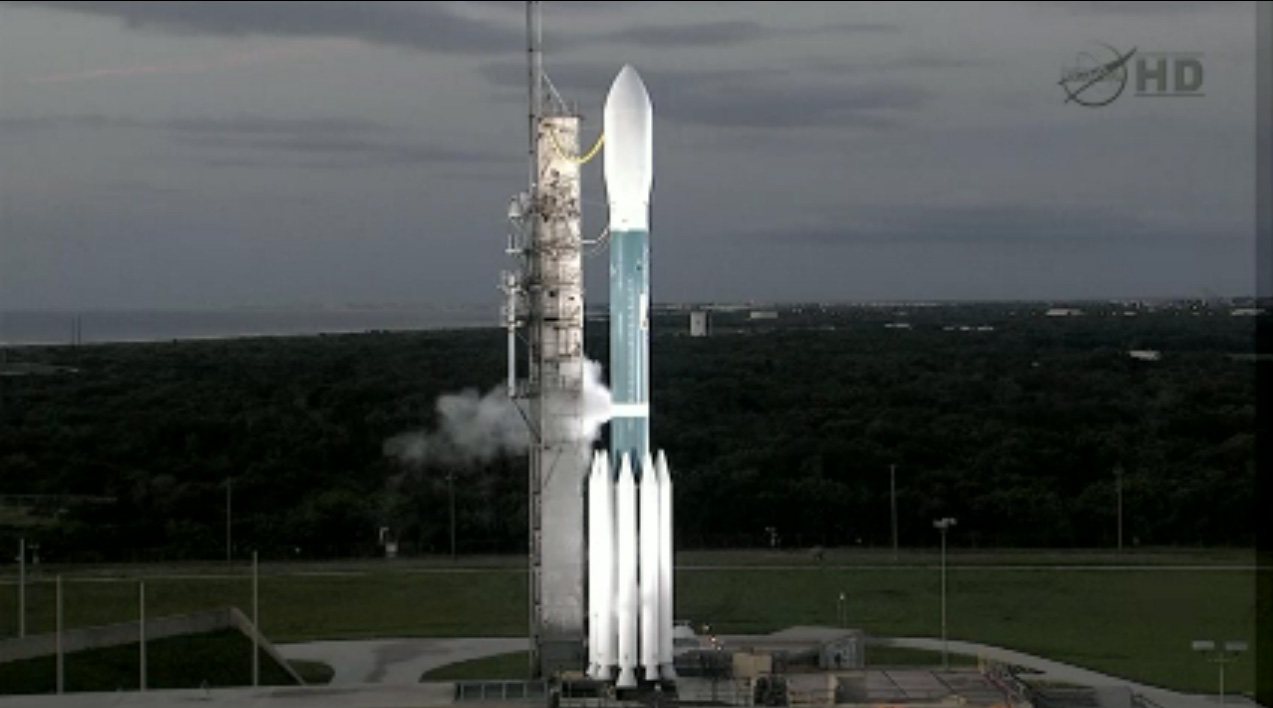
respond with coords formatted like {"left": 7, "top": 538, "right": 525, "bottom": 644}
{"left": 639, "top": 452, "right": 660, "bottom": 681}
{"left": 587, "top": 454, "right": 602, "bottom": 678}
{"left": 657, "top": 451, "right": 676, "bottom": 679}
{"left": 615, "top": 454, "right": 639, "bottom": 688}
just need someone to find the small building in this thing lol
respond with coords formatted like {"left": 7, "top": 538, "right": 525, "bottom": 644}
{"left": 1128, "top": 350, "right": 1161, "bottom": 362}
{"left": 690, "top": 310, "right": 711, "bottom": 337}
{"left": 749, "top": 310, "right": 779, "bottom": 320}
{"left": 1046, "top": 308, "right": 1084, "bottom": 317}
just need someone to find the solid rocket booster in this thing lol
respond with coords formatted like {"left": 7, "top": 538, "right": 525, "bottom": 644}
{"left": 639, "top": 452, "right": 660, "bottom": 681}
{"left": 605, "top": 64, "right": 653, "bottom": 466}
{"left": 657, "top": 450, "right": 675, "bottom": 679}
{"left": 615, "top": 454, "right": 639, "bottom": 688}
{"left": 587, "top": 454, "right": 602, "bottom": 678}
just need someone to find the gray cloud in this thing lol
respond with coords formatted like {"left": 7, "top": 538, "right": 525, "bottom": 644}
{"left": 606, "top": 21, "right": 771, "bottom": 48}
{"left": 3, "top": 1, "right": 523, "bottom": 53}
{"left": 663, "top": 80, "right": 927, "bottom": 129}
{"left": 0, "top": 1, "right": 1255, "bottom": 307}
{"left": 4, "top": 1, "right": 899, "bottom": 54}
{"left": 0, "top": 112, "right": 512, "bottom": 168}
{"left": 749, "top": 205, "right": 1245, "bottom": 247}
{"left": 166, "top": 116, "right": 384, "bottom": 137}
{"left": 166, "top": 116, "right": 514, "bottom": 167}
{"left": 603, "top": 20, "right": 899, "bottom": 48}
{"left": 1037, "top": 2, "right": 1246, "bottom": 14}
{"left": 0, "top": 114, "right": 146, "bottom": 134}
{"left": 182, "top": 133, "right": 509, "bottom": 167}
{"left": 481, "top": 62, "right": 928, "bottom": 129}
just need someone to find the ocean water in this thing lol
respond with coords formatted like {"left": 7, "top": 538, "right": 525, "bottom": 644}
{"left": 0, "top": 307, "right": 497, "bottom": 347}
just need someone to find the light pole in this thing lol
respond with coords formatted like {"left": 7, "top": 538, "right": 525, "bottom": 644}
{"left": 933, "top": 517, "right": 957, "bottom": 671}
{"left": 1192, "top": 640, "right": 1247, "bottom": 706}
{"left": 1114, "top": 466, "right": 1123, "bottom": 553}
{"left": 226, "top": 477, "right": 233, "bottom": 563}
{"left": 139, "top": 580, "right": 147, "bottom": 692}
{"left": 16, "top": 538, "right": 25, "bottom": 638}
{"left": 890, "top": 465, "right": 898, "bottom": 561}
{"left": 56, "top": 574, "right": 63, "bottom": 695}
{"left": 448, "top": 470, "right": 457, "bottom": 560}
{"left": 252, "top": 551, "right": 260, "bottom": 687}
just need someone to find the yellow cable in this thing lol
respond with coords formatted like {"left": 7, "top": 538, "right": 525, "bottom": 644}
{"left": 547, "top": 128, "right": 605, "bottom": 164}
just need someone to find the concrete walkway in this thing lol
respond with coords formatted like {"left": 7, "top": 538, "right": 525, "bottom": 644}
{"left": 0, "top": 683, "right": 457, "bottom": 708}
{"left": 276, "top": 637, "right": 526, "bottom": 685}
{"left": 2, "top": 632, "right": 1261, "bottom": 708}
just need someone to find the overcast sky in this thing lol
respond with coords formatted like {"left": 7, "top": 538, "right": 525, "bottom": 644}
{"left": 0, "top": 1, "right": 1261, "bottom": 309}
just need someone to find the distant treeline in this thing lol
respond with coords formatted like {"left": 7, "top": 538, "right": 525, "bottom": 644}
{"left": 0, "top": 304, "right": 1259, "bottom": 562}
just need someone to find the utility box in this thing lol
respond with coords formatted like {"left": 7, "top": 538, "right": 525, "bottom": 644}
{"left": 733, "top": 651, "right": 774, "bottom": 679}
{"left": 820, "top": 631, "right": 864, "bottom": 670}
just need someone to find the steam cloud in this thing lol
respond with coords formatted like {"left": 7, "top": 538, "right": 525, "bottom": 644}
{"left": 385, "top": 359, "right": 612, "bottom": 468}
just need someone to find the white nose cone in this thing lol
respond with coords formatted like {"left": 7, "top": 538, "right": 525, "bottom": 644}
{"left": 603, "top": 65, "right": 653, "bottom": 231}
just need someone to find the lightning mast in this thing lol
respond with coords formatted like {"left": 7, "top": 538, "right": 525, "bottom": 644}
{"left": 504, "top": 0, "right": 587, "bottom": 678}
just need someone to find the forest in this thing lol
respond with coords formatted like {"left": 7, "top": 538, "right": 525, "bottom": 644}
{"left": 0, "top": 302, "right": 1260, "bottom": 561}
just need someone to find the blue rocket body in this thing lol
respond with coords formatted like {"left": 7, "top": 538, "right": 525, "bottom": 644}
{"left": 609, "top": 228, "right": 649, "bottom": 467}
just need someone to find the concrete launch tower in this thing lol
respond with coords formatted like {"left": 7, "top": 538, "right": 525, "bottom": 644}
{"left": 503, "top": 0, "right": 588, "bottom": 675}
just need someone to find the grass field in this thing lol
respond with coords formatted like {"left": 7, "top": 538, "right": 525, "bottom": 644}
{"left": 0, "top": 551, "right": 1262, "bottom": 695}
{"left": 0, "top": 629, "right": 299, "bottom": 695}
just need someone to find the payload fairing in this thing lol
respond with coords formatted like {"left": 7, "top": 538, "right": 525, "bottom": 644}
{"left": 586, "top": 65, "right": 676, "bottom": 688}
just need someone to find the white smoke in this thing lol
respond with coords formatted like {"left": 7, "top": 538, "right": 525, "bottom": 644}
{"left": 575, "top": 359, "right": 614, "bottom": 442}
{"left": 385, "top": 359, "right": 612, "bottom": 468}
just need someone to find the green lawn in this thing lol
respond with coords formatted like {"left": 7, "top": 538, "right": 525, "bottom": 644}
{"left": 0, "top": 555, "right": 1261, "bottom": 696}
{"left": 421, "top": 651, "right": 532, "bottom": 681}
{"left": 0, "top": 629, "right": 298, "bottom": 695}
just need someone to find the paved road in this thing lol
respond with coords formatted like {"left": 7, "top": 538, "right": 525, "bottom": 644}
{"left": 277, "top": 637, "right": 526, "bottom": 685}
{"left": 2, "top": 632, "right": 1263, "bottom": 708}
{"left": 875, "top": 637, "right": 1263, "bottom": 708}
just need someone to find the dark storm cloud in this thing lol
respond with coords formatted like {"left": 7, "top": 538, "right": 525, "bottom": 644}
{"left": 3, "top": 1, "right": 523, "bottom": 54}
{"left": 752, "top": 205, "right": 1241, "bottom": 247}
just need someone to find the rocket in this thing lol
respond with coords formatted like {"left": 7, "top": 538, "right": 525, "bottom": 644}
{"left": 604, "top": 64, "right": 653, "bottom": 465}
{"left": 586, "top": 65, "right": 675, "bottom": 688}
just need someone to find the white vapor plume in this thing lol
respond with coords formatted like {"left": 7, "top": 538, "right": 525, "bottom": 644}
{"left": 576, "top": 359, "right": 614, "bottom": 442}
{"left": 385, "top": 359, "right": 612, "bottom": 468}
